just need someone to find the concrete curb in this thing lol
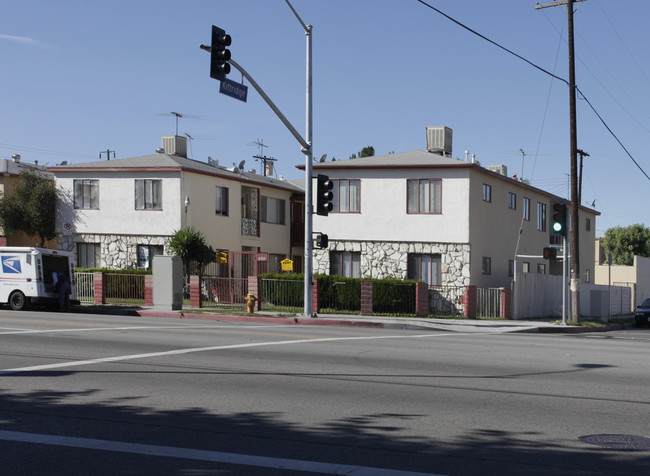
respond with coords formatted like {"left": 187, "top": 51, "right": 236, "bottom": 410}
{"left": 131, "top": 310, "right": 389, "bottom": 329}
{"left": 124, "top": 309, "right": 633, "bottom": 333}
{"left": 537, "top": 323, "right": 627, "bottom": 333}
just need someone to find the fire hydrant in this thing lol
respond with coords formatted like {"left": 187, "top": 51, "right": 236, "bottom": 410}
{"left": 245, "top": 293, "right": 257, "bottom": 313}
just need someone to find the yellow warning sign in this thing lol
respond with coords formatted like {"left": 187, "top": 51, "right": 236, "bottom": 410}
{"left": 281, "top": 258, "right": 293, "bottom": 271}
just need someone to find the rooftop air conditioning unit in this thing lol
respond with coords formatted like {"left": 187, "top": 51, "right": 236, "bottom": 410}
{"left": 488, "top": 164, "right": 508, "bottom": 176}
{"left": 161, "top": 135, "right": 187, "bottom": 158}
{"left": 426, "top": 126, "right": 452, "bottom": 156}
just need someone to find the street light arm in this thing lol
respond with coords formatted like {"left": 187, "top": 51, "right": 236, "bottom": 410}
{"left": 227, "top": 59, "right": 310, "bottom": 153}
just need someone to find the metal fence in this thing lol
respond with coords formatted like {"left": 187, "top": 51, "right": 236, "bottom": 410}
{"left": 259, "top": 278, "right": 303, "bottom": 313}
{"left": 104, "top": 273, "right": 146, "bottom": 305}
{"left": 76, "top": 272, "right": 94, "bottom": 303}
{"left": 477, "top": 287, "right": 502, "bottom": 318}
{"left": 428, "top": 285, "right": 465, "bottom": 317}
{"left": 200, "top": 276, "right": 248, "bottom": 311}
{"left": 318, "top": 280, "right": 361, "bottom": 314}
{"left": 372, "top": 281, "right": 416, "bottom": 315}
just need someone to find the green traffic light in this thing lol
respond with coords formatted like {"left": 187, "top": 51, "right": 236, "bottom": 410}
{"left": 553, "top": 222, "right": 563, "bottom": 232}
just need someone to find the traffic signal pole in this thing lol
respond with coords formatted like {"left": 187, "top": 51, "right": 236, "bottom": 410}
{"left": 202, "top": 9, "right": 315, "bottom": 317}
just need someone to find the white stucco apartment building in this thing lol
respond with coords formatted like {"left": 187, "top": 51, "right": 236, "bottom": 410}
{"left": 49, "top": 136, "right": 304, "bottom": 270}
{"left": 307, "top": 128, "right": 599, "bottom": 289}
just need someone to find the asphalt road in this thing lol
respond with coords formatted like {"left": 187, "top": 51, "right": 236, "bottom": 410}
{"left": 1, "top": 310, "right": 648, "bottom": 475}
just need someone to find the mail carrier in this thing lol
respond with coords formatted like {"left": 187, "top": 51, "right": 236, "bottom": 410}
{"left": 0, "top": 247, "right": 77, "bottom": 310}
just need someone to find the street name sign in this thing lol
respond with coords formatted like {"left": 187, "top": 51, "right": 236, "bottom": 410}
{"left": 219, "top": 78, "right": 248, "bottom": 102}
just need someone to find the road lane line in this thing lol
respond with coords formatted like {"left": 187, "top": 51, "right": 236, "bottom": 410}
{"left": 0, "top": 332, "right": 474, "bottom": 375}
{"left": 0, "top": 430, "right": 444, "bottom": 476}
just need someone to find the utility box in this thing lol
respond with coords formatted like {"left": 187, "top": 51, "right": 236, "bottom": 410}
{"left": 589, "top": 290, "right": 609, "bottom": 322}
{"left": 152, "top": 255, "right": 183, "bottom": 310}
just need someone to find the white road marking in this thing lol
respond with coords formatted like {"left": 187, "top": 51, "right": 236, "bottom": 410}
{"left": 0, "top": 430, "right": 445, "bottom": 475}
{"left": 0, "top": 332, "right": 474, "bottom": 375}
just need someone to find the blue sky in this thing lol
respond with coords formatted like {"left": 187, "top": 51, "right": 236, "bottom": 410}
{"left": 1, "top": 1, "right": 648, "bottom": 235}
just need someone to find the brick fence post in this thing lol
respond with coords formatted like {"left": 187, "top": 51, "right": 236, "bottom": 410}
{"left": 248, "top": 275, "right": 261, "bottom": 311}
{"left": 501, "top": 287, "right": 512, "bottom": 319}
{"left": 360, "top": 279, "right": 373, "bottom": 316}
{"left": 415, "top": 282, "right": 429, "bottom": 317}
{"left": 93, "top": 271, "right": 105, "bottom": 305}
{"left": 144, "top": 275, "right": 153, "bottom": 306}
{"left": 312, "top": 278, "right": 319, "bottom": 315}
{"left": 464, "top": 285, "right": 477, "bottom": 319}
{"left": 189, "top": 275, "right": 201, "bottom": 308}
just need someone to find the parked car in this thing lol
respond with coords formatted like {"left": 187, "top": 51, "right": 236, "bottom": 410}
{"left": 634, "top": 298, "right": 650, "bottom": 328}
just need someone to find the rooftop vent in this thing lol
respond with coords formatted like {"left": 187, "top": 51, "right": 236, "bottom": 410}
{"left": 161, "top": 135, "right": 187, "bottom": 158}
{"left": 156, "top": 147, "right": 165, "bottom": 154}
{"left": 11, "top": 154, "right": 21, "bottom": 163}
{"left": 426, "top": 126, "right": 452, "bottom": 156}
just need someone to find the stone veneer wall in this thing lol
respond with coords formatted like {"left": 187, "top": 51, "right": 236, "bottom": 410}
{"left": 313, "top": 240, "right": 471, "bottom": 287}
{"left": 57, "top": 233, "right": 168, "bottom": 269}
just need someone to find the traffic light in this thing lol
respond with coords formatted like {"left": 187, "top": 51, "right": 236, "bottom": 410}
{"left": 316, "top": 174, "right": 334, "bottom": 216}
{"left": 210, "top": 25, "right": 231, "bottom": 81}
{"left": 315, "top": 233, "right": 329, "bottom": 249}
{"left": 543, "top": 247, "right": 557, "bottom": 260}
{"left": 551, "top": 201, "right": 567, "bottom": 237}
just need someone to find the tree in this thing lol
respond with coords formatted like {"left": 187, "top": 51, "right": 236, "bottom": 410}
{"left": 600, "top": 224, "right": 650, "bottom": 266}
{"left": 167, "top": 227, "right": 216, "bottom": 276}
{"left": 349, "top": 146, "right": 375, "bottom": 159}
{"left": 0, "top": 169, "right": 56, "bottom": 247}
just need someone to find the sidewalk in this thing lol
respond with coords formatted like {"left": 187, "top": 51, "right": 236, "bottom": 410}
{"left": 79, "top": 304, "right": 630, "bottom": 334}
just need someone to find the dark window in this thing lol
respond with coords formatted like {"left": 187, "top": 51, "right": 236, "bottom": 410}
{"left": 137, "top": 244, "right": 163, "bottom": 270}
{"left": 332, "top": 179, "right": 360, "bottom": 213}
{"left": 74, "top": 180, "right": 99, "bottom": 209}
{"left": 77, "top": 243, "right": 100, "bottom": 268}
{"left": 509, "top": 192, "right": 516, "bottom": 210}
{"left": 408, "top": 253, "right": 441, "bottom": 286}
{"left": 407, "top": 179, "right": 442, "bottom": 214}
{"left": 482, "top": 184, "right": 492, "bottom": 203}
{"left": 216, "top": 186, "right": 229, "bottom": 216}
{"left": 135, "top": 179, "right": 162, "bottom": 210}
{"left": 330, "top": 251, "right": 361, "bottom": 278}
{"left": 261, "top": 196, "right": 286, "bottom": 224}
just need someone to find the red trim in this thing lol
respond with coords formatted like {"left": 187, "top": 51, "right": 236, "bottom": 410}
{"left": 54, "top": 166, "right": 302, "bottom": 194}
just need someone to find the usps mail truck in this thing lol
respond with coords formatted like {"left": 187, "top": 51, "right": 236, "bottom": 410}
{"left": 0, "top": 247, "right": 77, "bottom": 310}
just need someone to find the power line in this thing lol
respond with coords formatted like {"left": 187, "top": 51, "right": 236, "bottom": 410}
{"left": 414, "top": 0, "right": 650, "bottom": 183}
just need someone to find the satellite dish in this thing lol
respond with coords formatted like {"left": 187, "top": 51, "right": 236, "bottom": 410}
{"left": 238, "top": 160, "right": 246, "bottom": 170}
{"left": 319, "top": 154, "right": 327, "bottom": 162}
{"left": 233, "top": 167, "right": 240, "bottom": 174}
{"left": 60, "top": 161, "right": 68, "bottom": 166}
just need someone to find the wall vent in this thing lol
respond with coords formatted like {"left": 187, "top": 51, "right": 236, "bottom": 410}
{"left": 426, "top": 126, "right": 452, "bottom": 156}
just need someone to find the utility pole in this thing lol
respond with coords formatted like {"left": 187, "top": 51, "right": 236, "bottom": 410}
{"left": 99, "top": 149, "right": 115, "bottom": 160}
{"left": 535, "top": 0, "right": 584, "bottom": 323}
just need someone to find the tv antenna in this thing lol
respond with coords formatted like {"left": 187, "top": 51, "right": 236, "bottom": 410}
{"left": 249, "top": 138, "right": 277, "bottom": 176}
{"left": 156, "top": 111, "right": 203, "bottom": 136}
